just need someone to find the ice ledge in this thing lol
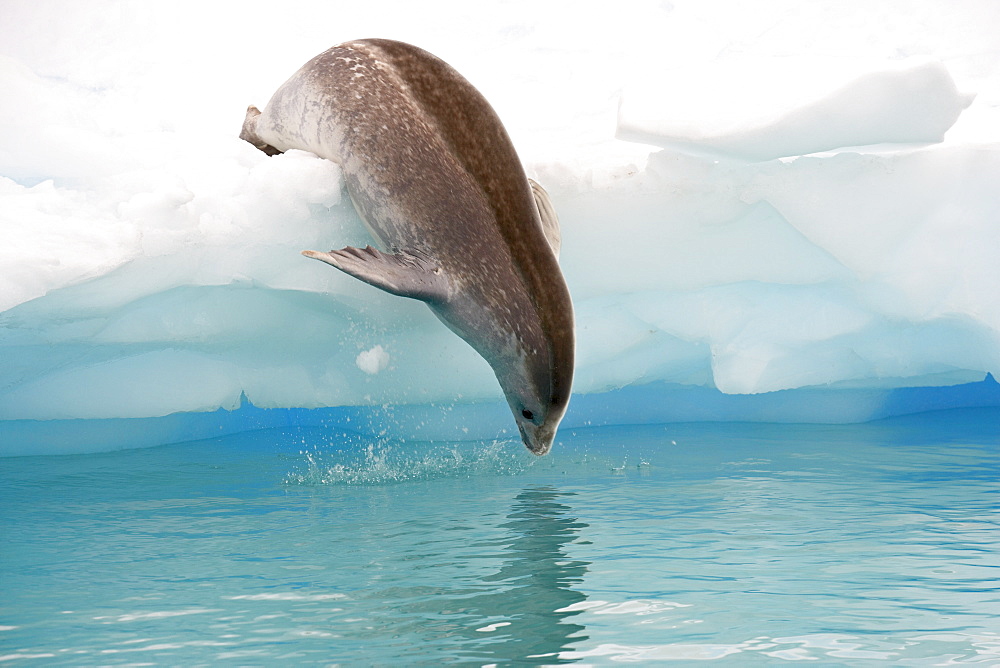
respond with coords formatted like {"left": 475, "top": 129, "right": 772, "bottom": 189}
{"left": 2, "top": 374, "right": 997, "bottom": 458}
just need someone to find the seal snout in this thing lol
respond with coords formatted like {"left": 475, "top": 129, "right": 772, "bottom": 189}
{"left": 517, "top": 420, "right": 556, "bottom": 456}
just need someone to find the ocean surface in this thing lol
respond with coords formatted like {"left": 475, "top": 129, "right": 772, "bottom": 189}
{"left": 2, "top": 408, "right": 998, "bottom": 665}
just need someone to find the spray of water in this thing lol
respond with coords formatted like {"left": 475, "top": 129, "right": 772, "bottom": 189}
{"left": 284, "top": 436, "right": 538, "bottom": 486}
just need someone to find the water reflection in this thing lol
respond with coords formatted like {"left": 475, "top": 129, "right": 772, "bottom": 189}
{"left": 462, "top": 486, "right": 591, "bottom": 664}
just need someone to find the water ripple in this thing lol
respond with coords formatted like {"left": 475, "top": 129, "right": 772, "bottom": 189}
{"left": 1, "top": 412, "right": 998, "bottom": 664}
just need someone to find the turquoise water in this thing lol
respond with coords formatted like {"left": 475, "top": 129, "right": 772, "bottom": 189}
{"left": 2, "top": 408, "right": 998, "bottom": 665}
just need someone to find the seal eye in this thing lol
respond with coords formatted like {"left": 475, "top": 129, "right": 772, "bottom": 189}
{"left": 521, "top": 409, "right": 534, "bottom": 421}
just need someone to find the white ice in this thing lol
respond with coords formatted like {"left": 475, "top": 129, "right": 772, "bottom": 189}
{"left": 617, "top": 58, "right": 975, "bottom": 161}
{"left": 1, "top": 1, "right": 998, "bottom": 450}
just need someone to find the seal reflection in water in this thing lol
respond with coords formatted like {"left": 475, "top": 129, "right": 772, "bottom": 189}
{"left": 240, "top": 39, "right": 573, "bottom": 455}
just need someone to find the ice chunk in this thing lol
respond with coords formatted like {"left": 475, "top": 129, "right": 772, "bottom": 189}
{"left": 356, "top": 345, "right": 390, "bottom": 375}
{"left": 618, "top": 59, "right": 975, "bottom": 160}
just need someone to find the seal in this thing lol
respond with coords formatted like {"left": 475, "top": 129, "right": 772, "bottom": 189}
{"left": 240, "top": 39, "right": 573, "bottom": 455}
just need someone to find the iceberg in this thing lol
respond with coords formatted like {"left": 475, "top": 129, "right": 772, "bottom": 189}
{"left": 2, "top": 0, "right": 999, "bottom": 456}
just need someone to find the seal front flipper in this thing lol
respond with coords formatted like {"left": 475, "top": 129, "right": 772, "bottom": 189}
{"left": 528, "top": 179, "right": 561, "bottom": 259}
{"left": 302, "top": 246, "right": 451, "bottom": 303}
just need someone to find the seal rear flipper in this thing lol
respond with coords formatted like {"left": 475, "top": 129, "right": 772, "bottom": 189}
{"left": 302, "top": 246, "right": 451, "bottom": 303}
{"left": 240, "top": 105, "right": 283, "bottom": 156}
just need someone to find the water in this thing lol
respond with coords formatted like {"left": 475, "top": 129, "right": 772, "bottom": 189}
{"left": 1, "top": 408, "right": 998, "bottom": 665}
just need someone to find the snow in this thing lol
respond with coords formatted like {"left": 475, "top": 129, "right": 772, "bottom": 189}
{"left": 1, "top": 0, "right": 999, "bottom": 454}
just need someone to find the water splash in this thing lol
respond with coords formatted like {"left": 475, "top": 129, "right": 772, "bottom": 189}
{"left": 285, "top": 437, "right": 536, "bottom": 486}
